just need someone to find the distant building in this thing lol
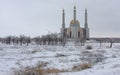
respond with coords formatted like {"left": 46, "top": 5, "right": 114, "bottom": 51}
{"left": 61, "top": 6, "right": 89, "bottom": 42}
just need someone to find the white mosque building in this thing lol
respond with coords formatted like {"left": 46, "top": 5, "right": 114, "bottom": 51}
{"left": 61, "top": 6, "right": 89, "bottom": 42}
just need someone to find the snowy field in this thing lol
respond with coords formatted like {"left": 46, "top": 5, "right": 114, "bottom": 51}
{"left": 0, "top": 41, "right": 120, "bottom": 75}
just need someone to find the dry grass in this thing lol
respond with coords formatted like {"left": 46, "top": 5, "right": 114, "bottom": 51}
{"left": 14, "top": 62, "right": 92, "bottom": 75}
{"left": 14, "top": 62, "right": 64, "bottom": 75}
{"left": 37, "top": 68, "right": 60, "bottom": 74}
{"left": 14, "top": 67, "right": 64, "bottom": 75}
{"left": 80, "top": 63, "right": 91, "bottom": 70}
{"left": 72, "top": 63, "right": 92, "bottom": 71}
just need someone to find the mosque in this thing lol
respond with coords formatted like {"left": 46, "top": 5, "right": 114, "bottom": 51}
{"left": 61, "top": 6, "right": 89, "bottom": 42}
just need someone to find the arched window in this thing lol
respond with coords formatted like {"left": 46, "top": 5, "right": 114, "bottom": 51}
{"left": 70, "top": 31, "right": 72, "bottom": 38}
{"left": 78, "top": 31, "right": 80, "bottom": 38}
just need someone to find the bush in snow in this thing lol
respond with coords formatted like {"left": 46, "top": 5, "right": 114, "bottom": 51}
{"left": 80, "top": 50, "right": 104, "bottom": 64}
{"left": 86, "top": 45, "right": 92, "bottom": 50}
{"left": 36, "top": 61, "right": 49, "bottom": 68}
{"left": 55, "top": 53, "right": 66, "bottom": 57}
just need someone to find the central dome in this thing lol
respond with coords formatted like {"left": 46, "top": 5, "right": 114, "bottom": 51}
{"left": 70, "top": 20, "right": 80, "bottom": 26}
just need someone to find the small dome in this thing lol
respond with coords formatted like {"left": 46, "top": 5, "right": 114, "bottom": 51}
{"left": 70, "top": 20, "right": 80, "bottom": 26}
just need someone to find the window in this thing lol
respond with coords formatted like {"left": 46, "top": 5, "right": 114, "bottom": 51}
{"left": 70, "top": 31, "right": 72, "bottom": 38}
{"left": 78, "top": 31, "right": 80, "bottom": 38}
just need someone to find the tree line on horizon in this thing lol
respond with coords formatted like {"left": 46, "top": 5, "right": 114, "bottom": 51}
{"left": 0, "top": 34, "right": 63, "bottom": 46}
{"left": 0, "top": 34, "right": 120, "bottom": 46}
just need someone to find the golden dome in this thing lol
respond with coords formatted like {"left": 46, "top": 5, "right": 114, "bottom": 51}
{"left": 70, "top": 20, "right": 80, "bottom": 26}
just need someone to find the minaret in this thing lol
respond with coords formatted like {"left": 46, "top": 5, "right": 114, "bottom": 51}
{"left": 62, "top": 9, "right": 65, "bottom": 29}
{"left": 85, "top": 9, "right": 88, "bottom": 28}
{"left": 73, "top": 6, "right": 78, "bottom": 41}
{"left": 61, "top": 9, "right": 66, "bottom": 46}
{"left": 61, "top": 9, "right": 66, "bottom": 39}
{"left": 84, "top": 9, "right": 89, "bottom": 40}
{"left": 74, "top": 6, "right": 76, "bottom": 21}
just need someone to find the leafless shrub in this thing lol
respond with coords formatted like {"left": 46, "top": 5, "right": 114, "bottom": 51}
{"left": 112, "top": 64, "right": 120, "bottom": 68}
{"left": 31, "top": 50, "right": 37, "bottom": 54}
{"left": 72, "top": 65, "right": 80, "bottom": 71}
{"left": 36, "top": 61, "right": 49, "bottom": 68}
{"left": 55, "top": 54, "right": 66, "bottom": 57}
{"left": 21, "top": 50, "right": 38, "bottom": 54}
{"left": 86, "top": 45, "right": 92, "bottom": 50}
{"left": 112, "top": 55, "right": 116, "bottom": 58}
{"left": 80, "top": 50, "right": 104, "bottom": 64}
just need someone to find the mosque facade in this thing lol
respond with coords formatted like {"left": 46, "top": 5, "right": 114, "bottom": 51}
{"left": 61, "top": 6, "right": 89, "bottom": 42}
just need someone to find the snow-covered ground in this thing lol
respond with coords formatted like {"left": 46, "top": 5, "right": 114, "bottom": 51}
{"left": 61, "top": 43, "right": 120, "bottom": 75}
{"left": 0, "top": 41, "right": 120, "bottom": 75}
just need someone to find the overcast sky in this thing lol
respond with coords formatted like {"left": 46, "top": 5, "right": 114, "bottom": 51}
{"left": 0, "top": 0, "right": 120, "bottom": 37}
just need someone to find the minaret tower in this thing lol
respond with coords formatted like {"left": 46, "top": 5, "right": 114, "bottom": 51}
{"left": 84, "top": 9, "right": 89, "bottom": 40}
{"left": 61, "top": 9, "right": 66, "bottom": 40}
{"left": 61, "top": 9, "right": 66, "bottom": 46}
{"left": 85, "top": 9, "right": 88, "bottom": 28}
{"left": 74, "top": 6, "right": 76, "bottom": 21}
{"left": 73, "top": 6, "right": 78, "bottom": 41}
{"left": 62, "top": 9, "right": 65, "bottom": 29}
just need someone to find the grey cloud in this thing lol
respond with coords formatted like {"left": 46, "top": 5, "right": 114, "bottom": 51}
{"left": 0, "top": 0, "right": 120, "bottom": 37}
